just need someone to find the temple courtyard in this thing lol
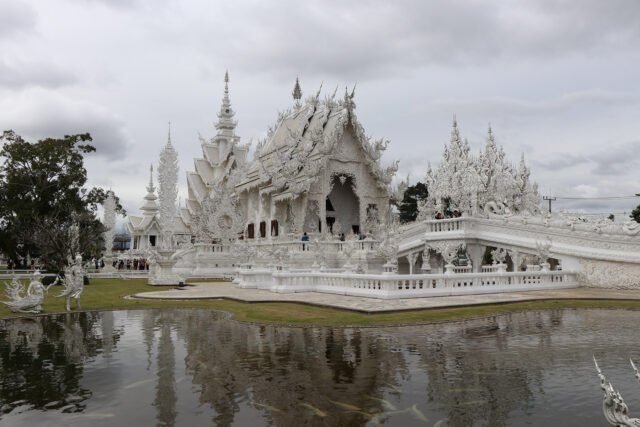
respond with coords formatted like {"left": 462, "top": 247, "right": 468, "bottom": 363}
{"left": 132, "top": 281, "right": 640, "bottom": 314}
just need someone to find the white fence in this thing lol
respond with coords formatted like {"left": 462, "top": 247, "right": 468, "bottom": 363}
{"left": 236, "top": 268, "right": 578, "bottom": 299}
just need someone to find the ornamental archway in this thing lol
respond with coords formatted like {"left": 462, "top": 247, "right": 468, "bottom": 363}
{"left": 326, "top": 173, "right": 360, "bottom": 235}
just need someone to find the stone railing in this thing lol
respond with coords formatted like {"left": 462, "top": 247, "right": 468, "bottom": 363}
{"left": 195, "top": 239, "right": 381, "bottom": 255}
{"left": 406, "top": 216, "right": 640, "bottom": 265}
{"left": 236, "top": 268, "right": 578, "bottom": 299}
{"left": 427, "top": 217, "right": 466, "bottom": 233}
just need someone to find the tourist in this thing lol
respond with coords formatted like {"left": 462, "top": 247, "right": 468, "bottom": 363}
{"left": 453, "top": 209, "right": 462, "bottom": 218}
{"left": 339, "top": 233, "right": 345, "bottom": 242}
{"left": 301, "top": 232, "right": 309, "bottom": 250}
{"left": 435, "top": 211, "right": 444, "bottom": 220}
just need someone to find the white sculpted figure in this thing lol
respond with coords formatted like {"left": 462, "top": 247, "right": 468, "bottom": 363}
{"left": 56, "top": 254, "right": 85, "bottom": 312}
{"left": 2, "top": 272, "right": 51, "bottom": 314}
{"left": 491, "top": 247, "right": 507, "bottom": 264}
{"left": 536, "top": 238, "right": 552, "bottom": 264}
{"left": 594, "top": 357, "right": 640, "bottom": 426}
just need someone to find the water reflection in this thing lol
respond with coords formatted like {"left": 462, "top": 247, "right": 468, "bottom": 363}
{"left": 1, "top": 308, "right": 640, "bottom": 426}
{"left": 0, "top": 312, "right": 120, "bottom": 415}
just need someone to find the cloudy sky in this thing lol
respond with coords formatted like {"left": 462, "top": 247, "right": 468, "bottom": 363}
{"left": 1, "top": 0, "right": 640, "bottom": 219}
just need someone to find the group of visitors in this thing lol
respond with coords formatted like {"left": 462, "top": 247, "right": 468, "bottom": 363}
{"left": 5, "top": 259, "right": 39, "bottom": 271}
{"left": 112, "top": 258, "right": 149, "bottom": 271}
{"left": 434, "top": 209, "right": 462, "bottom": 220}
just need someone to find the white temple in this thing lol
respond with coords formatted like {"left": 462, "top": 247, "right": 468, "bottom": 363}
{"left": 125, "top": 73, "right": 640, "bottom": 294}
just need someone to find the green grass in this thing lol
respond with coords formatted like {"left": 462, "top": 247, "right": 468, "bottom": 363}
{"left": 2, "top": 277, "right": 640, "bottom": 326}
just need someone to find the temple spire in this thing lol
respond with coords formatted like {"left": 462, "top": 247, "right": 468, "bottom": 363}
{"left": 147, "top": 164, "right": 155, "bottom": 193}
{"left": 167, "top": 121, "right": 172, "bottom": 146}
{"left": 141, "top": 163, "right": 159, "bottom": 215}
{"left": 215, "top": 70, "right": 236, "bottom": 137}
{"left": 292, "top": 77, "right": 302, "bottom": 107}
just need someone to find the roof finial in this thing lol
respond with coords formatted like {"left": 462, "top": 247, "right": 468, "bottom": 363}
{"left": 167, "top": 121, "right": 172, "bottom": 145}
{"left": 215, "top": 70, "right": 236, "bottom": 135}
{"left": 292, "top": 77, "right": 302, "bottom": 101}
{"left": 453, "top": 113, "right": 458, "bottom": 128}
{"left": 147, "top": 163, "right": 155, "bottom": 192}
{"left": 350, "top": 83, "right": 357, "bottom": 98}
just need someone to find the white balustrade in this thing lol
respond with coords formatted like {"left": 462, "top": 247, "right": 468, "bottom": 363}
{"left": 428, "top": 218, "right": 465, "bottom": 233}
{"left": 235, "top": 269, "right": 578, "bottom": 299}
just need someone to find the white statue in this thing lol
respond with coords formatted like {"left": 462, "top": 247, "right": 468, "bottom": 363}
{"left": 594, "top": 357, "right": 640, "bottom": 426}
{"left": 56, "top": 254, "right": 86, "bottom": 312}
{"left": 491, "top": 247, "right": 507, "bottom": 264}
{"left": 1, "top": 272, "right": 51, "bottom": 314}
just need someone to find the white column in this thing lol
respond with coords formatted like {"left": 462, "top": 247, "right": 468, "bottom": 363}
{"left": 406, "top": 252, "right": 419, "bottom": 275}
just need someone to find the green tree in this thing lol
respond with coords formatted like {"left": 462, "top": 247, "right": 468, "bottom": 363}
{"left": 398, "top": 182, "right": 429, "bottom": 223}
{"left": 0, "top": 131, "right": 125, "bottom": 271}
{"left": 631, "top": 204, "right": 640, "bottom": 223}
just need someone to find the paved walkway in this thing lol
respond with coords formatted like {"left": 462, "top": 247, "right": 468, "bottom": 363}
{"left": 131, "top": 282, "right": 640, "bottom": 313}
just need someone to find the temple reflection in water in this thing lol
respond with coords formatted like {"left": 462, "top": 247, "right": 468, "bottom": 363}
{"left": 1, "top": 309, "right": 640, "bottom": 426}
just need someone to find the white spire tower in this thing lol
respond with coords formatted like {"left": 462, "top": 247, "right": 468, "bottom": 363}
{"left": 141, "top": 164, "right": 159, "bottom": 217}
{"left": 158, "top": 122, "right": 179, "bottom": 248}
{"left": 215, "top": 71, "right": 237, "bottom": 138}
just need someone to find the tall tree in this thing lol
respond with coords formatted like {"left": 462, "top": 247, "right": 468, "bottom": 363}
{"left": 0, "top": 131, "right": 124, "bottom": 271}
{"left": 398, "top": 182, "right": 429, "bottom": 223}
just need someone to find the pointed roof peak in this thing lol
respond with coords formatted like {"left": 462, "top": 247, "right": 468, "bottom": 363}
{"left": 148, "top": 163, "right": 155, "bottom": 190}
{"left": 292, "top": 76, "right": 302, "bottom": 101}
{"left": 142, "top": 163, "right": 158, "bottom": 215}
{"left": 215, "top": 70, "right": 236, "bottom": 136}
{"left": 167, "top": 121, "right": 172, "bottom": 145}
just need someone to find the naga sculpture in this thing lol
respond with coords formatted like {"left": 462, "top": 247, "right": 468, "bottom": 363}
{"left": 55, "top": 254, "right": 86, "bottom": 312}
{"left": 594, "top": 356, "right": 640, "bottom": 426}
{"left": 2, "top": 271, "right": 52, "bottom": 314}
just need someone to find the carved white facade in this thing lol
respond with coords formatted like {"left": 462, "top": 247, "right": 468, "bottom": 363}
{"left": 123, "top": 73, "right": 640, "bottom": 294}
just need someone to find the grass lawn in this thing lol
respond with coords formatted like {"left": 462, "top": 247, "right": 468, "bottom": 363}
{"left": 2, "top": 277, "right": 640, "bottom": 326}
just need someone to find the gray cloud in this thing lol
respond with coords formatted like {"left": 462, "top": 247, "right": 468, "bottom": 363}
{"left": 0, "top": 1, "right": 37, "bottom": 39}
{"left": 0, "top": 59, "right": 77, "bottom": 89}
{"left": 531, "top": 154, "right": 589, "bottom": 171}
{"left": 185, "top": 0, "right": 640, "bottom": 80}
{"left": 430, "top": 90, "right": 640, "bottom": 117}
{"left": 0, "top": 89, "right": 130, "bottom": 159}
{"left": 590, "top": 141, "right": 640, "bottom": 175}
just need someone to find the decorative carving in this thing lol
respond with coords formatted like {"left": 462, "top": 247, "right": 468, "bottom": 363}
{"left": 376, "top": 221, "right": 400, "bottom": 267}
{"left": 428, "top": 241, "right": 465, "bottom": 265}
{"left": 536, "top": 238, "right": 552, "bottom": 264}
{"left": 491, "top": 247, "right": 507, "bottom": 264}
{"left": 1, "top": 272, "right": 51, "bottom": 314}
{"left": 594, "top": 357, "right": 640, "bottom": 426}
{"left": 191, "top": 177, "right": 245, "bottom": 243}
{"left": 55, "top": 254, "right": 85, "bottom": 312}
{"left": 158, "top": 127, "right": 179, "bottom": 249}
{"left": 102, "top": 191, "right": 117, "bottom": 257}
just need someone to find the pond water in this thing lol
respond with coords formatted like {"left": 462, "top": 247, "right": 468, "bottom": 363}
{"left": 0, "top": 308, "right": 639, "bottom": 426}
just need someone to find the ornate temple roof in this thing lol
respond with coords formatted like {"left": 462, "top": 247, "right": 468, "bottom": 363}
{"left": 235, "top": 84, "right": 397, "bottom": 196}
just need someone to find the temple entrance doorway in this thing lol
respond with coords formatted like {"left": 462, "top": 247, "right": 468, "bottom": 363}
{"left": 326, "top": 174, "right": 360, "bottom": 236}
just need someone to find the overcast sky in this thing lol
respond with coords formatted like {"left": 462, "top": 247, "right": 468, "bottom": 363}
{"left": 1, "top": 0, "right": 640, "bottom": 219}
